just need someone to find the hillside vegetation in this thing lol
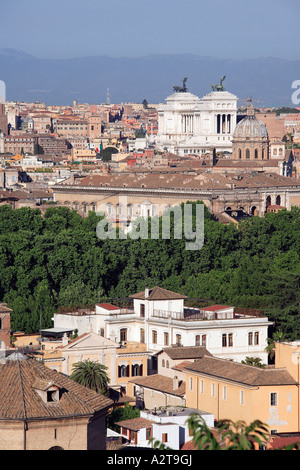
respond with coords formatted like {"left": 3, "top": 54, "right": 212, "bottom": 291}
{"left": 0, "top": 203, "right": 299, "bottom": 338}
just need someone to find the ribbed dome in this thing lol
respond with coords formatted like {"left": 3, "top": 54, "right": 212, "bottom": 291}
{"left": 233, "top": 115, "right": 268, "bottom": 140}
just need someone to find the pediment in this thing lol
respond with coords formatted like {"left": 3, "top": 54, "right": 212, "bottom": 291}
{"left": 63, "top": 332, "right": 118, "bottom": 351}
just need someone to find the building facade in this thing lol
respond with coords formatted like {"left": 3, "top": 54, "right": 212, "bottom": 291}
{"left": 53, "top": 286, "right": 272, "bottom": 365}
{"left": 155, "top": 79, "right": 238, "bottom": 156}
{"left": 184, "top": 340, "right": 300, "bottom": 434}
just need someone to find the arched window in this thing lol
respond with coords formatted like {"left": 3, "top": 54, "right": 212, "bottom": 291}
{"left": 118, "top": 365, "right": 128, "bottom": 377}
{"left": 266, "top": 196, "right": 271, "bottom": 208}
{"left": 254, "top": 149, "right": 258, "bottom": 159}
{"left": 238, "top": 149, "right": 242, "bottom": 159}
{"left": 276, "top": 195, "right": 281, "bottom": 206}
{"left": 166, "top": 360, "right": 169, "bottom": 368}
{"left": 246, "top": 148, "right": 250, "bottom": 159}
{"left": 132, "top": 364, "right": 142, "bottom": 377}
{"left": 162, "top": 359, "right": 165, "bottom": 367}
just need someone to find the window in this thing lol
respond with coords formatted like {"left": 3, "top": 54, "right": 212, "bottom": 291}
{"left": 176, "top": 334, "right": 182, "bottom": 346}
{"left": 120, "top": 328, "right": 127, "bottom": 342}
{"left": 222, "top": 333, "right": 233, "bottom": 347}
{"left": 162, "top": 359, "right": 165, "bottom": 368}
{"left": 146, "top": 428, "right": 152, "bottom": 440}
{"left": 195, "top": 335, "right": 200, "bottom": 346}
{"left": 118, "top": 365, "right": 129, "bottom": 378}
{"left": 246, "top": 148, "right": 250, "bottom": 159}
{"left": 270, "top": 393, "right": 278, "bottom": 406}
{"left": 164, "top": 332, "right": 169, "bottom": 346}
{"left": 107, "top": 204, "right": 113, "bottom": 216}
{"left": 223, "top": 386, "right": 227, "bottom": 400}
{"left": 162, "top": 433, "right": 168, "bottom": 443}
{"left": 152, "top": 330, "right": 157, "bottom": 344}
{"left": 140, "top": 328, "right": 145, "bottom": 344}
{"left": 200, "top": 380, "right": 204, "bottom": 394}
{"left": 140, "top": 304, "right": 145, "bottom": 317}
{"left": 240, "top": 390, "right": 244, "bottom": 405}
{"left": 249, "top": 331, "right": 259, "bottom": 345}
{"left": 202, "top": 335, "right": 207, "bottom": 347}
{"left": 132, "top": 364, "right": 142, "bottom": 377}
{"left": 166, "top": 360, "right": 169, "bottom": 368}
{"left": 211, "top": 383, "right": 215, "bottom": 397}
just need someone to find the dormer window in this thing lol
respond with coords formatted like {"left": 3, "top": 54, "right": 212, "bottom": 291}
{"left": 33, "top": 379, "right": 61, "bottom": 404}
{"left": 47, "top": 388, "right": 59, "bottom": 402}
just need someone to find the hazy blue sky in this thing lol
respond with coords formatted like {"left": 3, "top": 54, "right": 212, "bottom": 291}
{"left": 1, "top": 0, "right": 300, "bottom": 60}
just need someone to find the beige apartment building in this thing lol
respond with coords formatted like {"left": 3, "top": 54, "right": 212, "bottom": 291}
{"left": 4, "top": 133, "right": 38, "bottom": 154}
{"left": 54, "top": 115, "right": 102, "bottom": 140}
{"left": 52, "top": 169, "right": 300, "bottom": 222}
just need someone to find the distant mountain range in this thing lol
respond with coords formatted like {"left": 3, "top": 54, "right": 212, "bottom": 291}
{"left": 0, "top": 48, "right": 299, "bottom": 107}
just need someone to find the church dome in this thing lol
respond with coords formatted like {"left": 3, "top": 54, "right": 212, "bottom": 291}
{"left": 233, "top": 111, "right": 268, "bottom": 140}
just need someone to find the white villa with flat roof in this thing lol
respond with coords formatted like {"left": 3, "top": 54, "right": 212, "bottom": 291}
{"left": 53, "top": 286, "right": 271, "bottom": 364}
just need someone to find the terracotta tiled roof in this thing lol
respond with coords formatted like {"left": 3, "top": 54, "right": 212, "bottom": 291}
{"left": 116, "top": 417, "right": 153, "bottom": 431}
{"left": 181, "top": 429, "right": 227, "bottom": 450}
{"left": 201, "top": 305, "right": 232, "bottom": 312}
{"left": 128, "top": 374, "right": 185, "bottom": 397}
{"left": 0, "top": 359, "right": 113, "bottom": 420}
{"left": 181, "top": 440, "right": 197, "bottom": 450}
{"left": 183, "top": 356, "right": 297, "bottom": 386}
{"left": 58, "top": 169, "right": 300, "bottom": 191}
{"left": 268, "top": 435, "right": 300, "bottom": 450}
{"left": 172, "top": 361, "right": 195, "bottom": 371}
{"left": 96, "top": 303, "right": 119, "bottom": 311}
{"left": 160, "top": 346, "right": 212, "bottom": 360}
{"left": 130, "top": 286, "right": 187, "bottom": 301}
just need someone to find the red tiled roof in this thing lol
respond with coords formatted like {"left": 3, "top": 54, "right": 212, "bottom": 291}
{"left": 201, "top": 305, "right": 232, "bottom": 312}
{"left": 269, "top": 435, "right": 300, "bottom": 450}
{"left": 116, "top": 417, "right": 153, "bottom": 431}
{"left": 97, "top": 303, "right": 119, "bottom": 311}
{"left": 0, "top": 358, "right": 113, "bottom": 419}
{"left": 130, "top": 286, "right": 187, "bottom": 301}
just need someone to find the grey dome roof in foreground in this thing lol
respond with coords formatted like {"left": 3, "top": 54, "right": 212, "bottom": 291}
{"left": 6, "top": 351, "right": 28, "bottom": 361}
{"left": 233, "top": 115, "right": 268, "bottom": 140}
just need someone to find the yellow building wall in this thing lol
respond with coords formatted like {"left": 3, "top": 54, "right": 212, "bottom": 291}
{"left": 275, "top": 341, "right": 300, "bottom": 382}
{"left": 13, "top": 333, "right": 40, "bottom": 348}
{"left": 185, "top": 372, "right": 299, "bottom": 433}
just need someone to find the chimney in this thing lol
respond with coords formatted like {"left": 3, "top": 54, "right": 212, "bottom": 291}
{"left": 62, "top": 333, "right": 68, "bottom": 347}
{"left": 145, "top": 286, "right": 149, "bottom": 298}
{"left": 173, "top": 375, "right": 179, "bottom": 390}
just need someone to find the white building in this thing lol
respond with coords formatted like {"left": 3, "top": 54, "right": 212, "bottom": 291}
{"left": 53, "top": 286, "right": 271, "bottom": 364}
{"left": 115, "top": 407, "right": 214, "bottom": 450}
{"left": 155, "top": 78, "right": 238, "bottom": 156}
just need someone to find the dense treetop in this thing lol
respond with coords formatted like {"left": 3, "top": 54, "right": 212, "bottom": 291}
{"left": 0, "top": 203, "right": 299, "bottom": 339}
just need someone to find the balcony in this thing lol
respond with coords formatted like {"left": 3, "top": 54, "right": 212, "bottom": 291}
{"left": 151, "top": 307, "right": 264, "bottom": 321}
